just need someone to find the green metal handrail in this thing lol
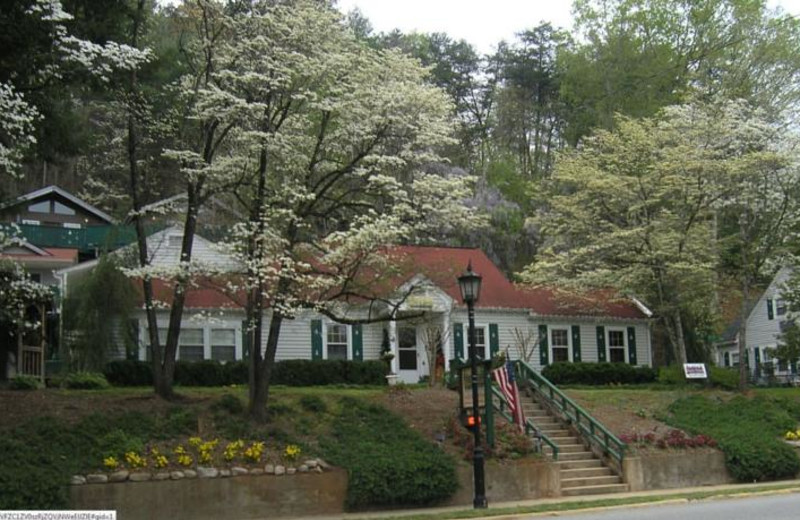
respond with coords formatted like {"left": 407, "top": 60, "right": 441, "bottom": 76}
{"left": 491, "top": 385, "right": 560, "bottom": 460}
{"left": 516, "top": 360, "right": 626, "bottom": 466}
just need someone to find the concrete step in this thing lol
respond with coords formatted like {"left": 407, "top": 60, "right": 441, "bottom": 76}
{"left": 558, "top": 459, "right": 604, "bottom": 470}
{"left": 561, "top": 483, "right": 629, "bottom": 497}
{"left": 551, "top": 451, "right": 595, "bottom": 461}
{"left": 560, "top": 467, "right": 614, "bottom": 479}
{"left": 561, "top": 475, "right": 623, "bottom": 488}
{"left": 552, "top": 443, "right": 586, "bottom": 453}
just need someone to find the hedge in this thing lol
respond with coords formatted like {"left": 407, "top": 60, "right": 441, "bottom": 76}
{"left": 104, "top": 359, "right": 387, "bottom": 387}
{"left": 541, "top": 362, "right": 658, "bottom": 385}
{"left": 658, "top": 365, "right": 739, "bottom": 389}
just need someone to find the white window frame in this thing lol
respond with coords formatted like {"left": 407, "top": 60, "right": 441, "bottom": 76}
{"left": 731, "top": 352, "right": 740, "bottom": 367}
{"left": 467, "top": 324, "right": 488, "bottom": 360}
{"left": 550, "top": 327, "right": 572, "bottom": 363}
{"left": 141, "top": 322, "right": 242, "bottom": 362}
{"left": 323, "top": 321, "right": 351, "bottom": 360}
{"left": 606, "top": 327, "right": 628, "bottom": 364}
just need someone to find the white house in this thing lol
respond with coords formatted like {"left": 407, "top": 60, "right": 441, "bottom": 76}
{"left": 57, "top": 229, "right": 656, "bottom": 383}
{"left": 715, "top": 267, "right": 797, "bottom": 381}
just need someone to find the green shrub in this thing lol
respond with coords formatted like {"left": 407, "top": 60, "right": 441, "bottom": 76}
{"left": 95, "top": 429, "right": 145, "bottom": 458}
{"left": 174, "top": 360, "right": 226, "bottom": 387}
{"left": 542, "top": 362, "right": 658, "bottom": 385}
{"left": 104, "top": 359, "right": 153, "bottom": 386}
{"left": 64, "top": 371, "right": 110, "bottom": 390}
{"left": 658, "top": 365, "right": 685, "bottom": 385}
{"left": 667, "top": 395, "right": 800, "bottom": 482}
{"left": 9, "top": 375, "right": 41, "bottom": 390}
{"left": 299, "top": 394, "right": 327, "bottom": 413}
{"left": 214, "top": 394, "right": 244, "bottom": 415}
{"left": 272, "top": 360, "right": 386, "bottom": 386}
{"left": 321, "top": 398, "right": 457, "bottom": 509}
{"left": 709, "top": 366, "right": 739, "bottom": 390}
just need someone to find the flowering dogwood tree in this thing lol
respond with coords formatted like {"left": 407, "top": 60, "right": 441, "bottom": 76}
{"left": 146, "top": 1, "right": 482, "bottom": 416}
{"left": 0, "top": 0, "right": 151, "bottom": 177}
{"left": 523, "top": 98, "right": 800, "bottom": 367}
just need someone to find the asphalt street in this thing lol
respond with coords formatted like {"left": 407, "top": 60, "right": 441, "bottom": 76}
{"left": 525, "top": 492, "right": 800, "bottom": 520}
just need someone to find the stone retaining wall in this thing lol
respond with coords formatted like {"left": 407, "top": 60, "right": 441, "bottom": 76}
{"left": 623, "top": 449, "right": 733, "bottom": 491}
{"left": 71, "top": 468, "right": 349, "bottom": 520}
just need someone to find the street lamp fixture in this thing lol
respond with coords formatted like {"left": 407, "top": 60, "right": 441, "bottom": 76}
{"left": 457, "top": 260, "right": 487, "bottom": 509}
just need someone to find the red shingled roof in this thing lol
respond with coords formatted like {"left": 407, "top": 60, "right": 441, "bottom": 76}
{"left": 132, "top": 245, "right": 649, "bottom": 319}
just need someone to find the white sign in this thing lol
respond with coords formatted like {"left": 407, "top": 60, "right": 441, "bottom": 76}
{"left": 683, "top": 363, "right": 708, "bottom": 379}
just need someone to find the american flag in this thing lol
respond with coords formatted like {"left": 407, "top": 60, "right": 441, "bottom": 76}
{"left": 493, "top": 359, "right": 526, "bottom": 433}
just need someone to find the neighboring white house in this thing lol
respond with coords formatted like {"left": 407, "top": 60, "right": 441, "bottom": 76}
{"left": 714, "top": 267, "right": 797, "bottom": 381}
{"left": 57, "top": 229, "right": 656, "bottom": 384}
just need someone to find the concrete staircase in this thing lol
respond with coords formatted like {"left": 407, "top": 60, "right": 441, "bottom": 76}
{"left": 521, "top": 398, "right": 628, "bottom": 497}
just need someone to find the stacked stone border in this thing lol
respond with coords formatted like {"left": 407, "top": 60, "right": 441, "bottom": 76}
{"left": 70, "top": 458, "right": 329, "bottom": 485}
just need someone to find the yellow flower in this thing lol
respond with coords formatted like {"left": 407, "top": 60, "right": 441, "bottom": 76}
{"left": 124, "top": 451, "right": 147, "bottom": 469}
{"left": 244, "top": 442, "right": 265, "bottom": 462}
{"left": 173, "top": 445, "right": 187, "bottom": 455}
{"left": 284, "top": 444, "right": 301, "bottom": 461}
{"left": 153, "top": 454, "right": 168, "bottom": 468}
{"left": 103, "top": 456, "right": 119, "bottom": 470}
{"left": 177, "top": 454, "right": 193, "bottom": 467}
{"left": 188, "top": 437, "right": 202, "bottom": 448}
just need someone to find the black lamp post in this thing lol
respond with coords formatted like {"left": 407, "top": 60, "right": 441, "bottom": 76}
{"left": 458, "top": 260, "right": 487, "bottom": 509}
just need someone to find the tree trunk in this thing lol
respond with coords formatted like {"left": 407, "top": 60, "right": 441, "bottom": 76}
{"left": 250, "top": 311, "right": 284, "bottom": 422}
{"left": 739, "top": 273, "right": 750, "bottom": 391}
{"left": 157, "top": 190, "right": 200, "bottom": 400}
{"left": 672, "top": 310, "right": 688, "bottom": 366}
{"left": 125, "top": 0, "right": 162, "bottom": 397}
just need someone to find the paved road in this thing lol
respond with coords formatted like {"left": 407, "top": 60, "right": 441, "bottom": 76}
{"left": 525, "top": 492, "right": 800, "bottom": 520}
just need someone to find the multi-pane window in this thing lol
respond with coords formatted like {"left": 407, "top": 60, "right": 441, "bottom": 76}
{"left": 145, "top": 325, "right": 239, "bottom": 362}
{"left": 777, "top": 299, "right": 788, "bottom": 316}
{"left": 608, "top": 330, "right": 626, "bottom": 363}
{"left": 731, "top": 352, "right": 740, "bottom": 367}
{"left": 326, "top": 324, "right": 348, "bottom": 360}
{"left": 468, "top": 326, "right": 487, "bottom": 359}
{"left": 551, "top": 328, "right": 570, "bottom": 363}
{"left": 211, "top": 329, "right": 236, "bottom": 362}
{"left": 179, "top": 328, "right": 204, "bottom": 361}
{"left": 398, "top": 326, "right": 417, "bottom": 370}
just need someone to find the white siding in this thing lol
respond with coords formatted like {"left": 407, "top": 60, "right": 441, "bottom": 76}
{"left": 145, "top": 227, "right": 240, "bottom": 271}
{"left": 745, "top": 267, "right": 792, "bottom": 352}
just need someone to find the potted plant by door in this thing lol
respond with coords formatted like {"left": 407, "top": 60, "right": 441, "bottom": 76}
{"left": 381, "top": 329, "right": 397, "bottom": 385}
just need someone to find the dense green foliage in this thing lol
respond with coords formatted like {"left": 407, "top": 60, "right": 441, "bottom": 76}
{"left": 0, "top": 409, "right": 196, "bottom": 509}
{"left": 9, "top": 374, "right": 42, "bottom": 390}
{"left": 104, "top": 359, "right": 387, "bottom": 387}
{"left": 62, "top": 256, "right": 137, "bottom": 370}
{"left": 542, "top": 362, "right": 658, "bottom": 385}
{"left": 667, "top": 395, "right": 800, "bottom": 482}
{"left": 658, "top": 365, "right": 740, "bottom": 390}
{"left": 321, "top": 397, "right": 458, "bottom": 509}
{"left": 63, "top": 371, "right": 111, "bottom": 390}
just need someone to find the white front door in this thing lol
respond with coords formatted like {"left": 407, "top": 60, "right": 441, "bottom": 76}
{"left": 398, "top": 325, "right": 422, "bottom": 384}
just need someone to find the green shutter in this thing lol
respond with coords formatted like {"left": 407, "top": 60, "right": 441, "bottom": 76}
{"left": 453, "top": 323, "right": 464, "bottom": 359}
{"left": 489, "top": 323, "right": 500, "bottom": 358}
{"left": 571, "top": 325, "right": 581, "bottom": 362}
{"left": 539, "top": 324, "right": 549, "bottom": 366}
{"left": 724, "top": 352, "right": 730, "bottom": 367}
{"left": 242, "top": 320, "right": 250, "bottom": 360}
{"left": 352, "top": 324, "right": 363, "bottom": 361}
{"left": 596, "top": 326, "right": 606, "bottom": 362}
{"left": 767, "top": 298, "right": 774, "bottom": 320}
{"left": 627, "top": 326, "right": 638, "bottom": 365}
{"left": 791, "top": 360, "right": 797, "bottom": 374}
{"left": 754, "top": 347, "right": 760, "bottom": 366}
{"left": 745, "top": 349, "right": 750, "bottom": 367}
{"left": 311, "top": 319, "right": 323, "bottom": 360}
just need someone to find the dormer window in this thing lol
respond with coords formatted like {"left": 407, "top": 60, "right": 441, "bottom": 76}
{"left": 28, "top": 201, "right": 49, "bottom": 213}
{"left": 54, "top": 201, "right": 75, "bottom": 215}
